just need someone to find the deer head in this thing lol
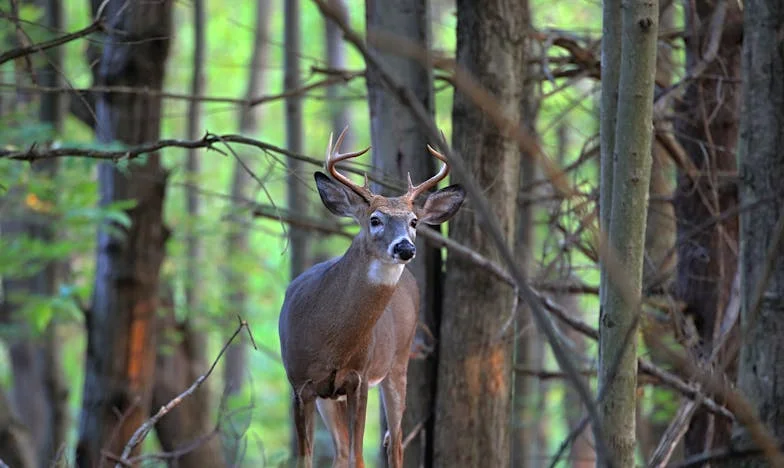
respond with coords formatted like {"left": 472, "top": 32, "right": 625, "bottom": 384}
{"left": 314, "top": 128, "right": 466, "bottom": 276}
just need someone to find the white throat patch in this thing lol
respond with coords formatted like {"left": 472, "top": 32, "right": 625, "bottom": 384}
{"left": 367, "top": 259, "right": 405, "bottom": 286}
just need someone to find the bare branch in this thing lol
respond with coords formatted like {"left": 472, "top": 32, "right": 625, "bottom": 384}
{"left": 113, "top": 318, "right": 252, "bottom": 466}
{"left": 0, "top": 19, "right": 103, "bottom": 66}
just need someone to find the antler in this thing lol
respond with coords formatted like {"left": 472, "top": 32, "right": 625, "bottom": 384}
{"left": 405, "top": 144, "right": 450, "bottom": 201}
{"left": 326, "top": 127, "right": 372, "bottom": 200}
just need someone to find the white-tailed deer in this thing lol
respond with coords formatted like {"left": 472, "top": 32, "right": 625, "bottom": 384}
{"left": 278, "top": 128, "right": 465, "bottom": 468}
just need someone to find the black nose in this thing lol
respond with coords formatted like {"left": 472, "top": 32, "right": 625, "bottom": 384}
{"left": 393, "top": 240, "right": 416, "bottom": 261}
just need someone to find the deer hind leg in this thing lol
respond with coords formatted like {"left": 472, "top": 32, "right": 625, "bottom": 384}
{"left": 380, "top": 370, "right": 407, "bottom": 468}
{"left": 341, "top": 370, "right": 369, "bottom": 468}
{"left": 292, "top": 389, "right": 316, "bottom": 468}
{"left": 316, "top": 398, "right": 350, "bottom": 467}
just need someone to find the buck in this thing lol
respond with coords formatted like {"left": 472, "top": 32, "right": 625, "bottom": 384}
{"left": 278, "top": 128, "right": 465, "bottom": 468}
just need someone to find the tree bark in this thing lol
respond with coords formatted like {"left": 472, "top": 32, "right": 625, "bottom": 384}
{"left": 223, "top": 0, "right": 272, "bottom": 401}
{"left": 597, "top": 0, "right": 658, "bottom": 466}
{"left": 733, "top": 0, "right": 784, "bottom": 465}
{"left": 365, "top": 1, "right": 439, "bottom": 466}
{"left": 75, "top": 0, "right": 173, "bottom": 465}
{"left": 433, "top": 1, "right": 525, "bottom": 466}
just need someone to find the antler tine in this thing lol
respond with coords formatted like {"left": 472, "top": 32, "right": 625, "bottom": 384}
{"left": 325, "top": 127, "right": 372, "bottom": 199}
{"left": 407, "top": 144, "right": 450, "bottom": 200}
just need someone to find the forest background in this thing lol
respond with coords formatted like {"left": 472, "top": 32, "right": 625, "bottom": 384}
{"left": 1, "top": 0, "right": 783, "bottom": 467}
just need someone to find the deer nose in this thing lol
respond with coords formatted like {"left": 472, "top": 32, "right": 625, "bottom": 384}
{"left": 393, "top": 240, "right": 416, "bottom": 261}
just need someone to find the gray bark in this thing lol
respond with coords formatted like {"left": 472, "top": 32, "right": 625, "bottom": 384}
{"left": 733, "top": 0, "right": 784, "bottom": 465}
{"left": 75, "top": 0, "right": 173, "bottom": 464}
{"left": 365, "top": 1, "right": 438, "bottom": 466}
{"left": 597, "top": 0, "right": 659, "bottom": 466}
{"left": 433, "top": 1, "right": 525, "bottom": 466}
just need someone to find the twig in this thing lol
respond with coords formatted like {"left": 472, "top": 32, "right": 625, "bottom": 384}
{"left": 0, "top": 20, "right": 103, "bottom": 66}
{"left": 113, "top": 317, "right": 252, "bottom": 466}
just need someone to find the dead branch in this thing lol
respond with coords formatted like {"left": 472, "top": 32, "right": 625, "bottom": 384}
{"left": 113, "top": 317, "right": 255, "bottom": 467}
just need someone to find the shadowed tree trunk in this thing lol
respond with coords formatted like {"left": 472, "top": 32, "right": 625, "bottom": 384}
{"left": 0, "top": 1, "right": 68, "bottom": 466}
{"left": 674, "top": 0, "right": 742, "bottom": 457}
{"left": 223, "top": 0, "right": 272, "bottom": 401}
{"left": 732, "top": 0, "right": 784, "bottom": 465}
{"left": 365, "top": 1, "right": 439, "bottom": 466}
{"left": 433, "top": 1, "right": 525, "bottom": 465}
{"left": 597, "top": 0, "right": 658, "bottom": 466}
{"left": 0, "top": 391, "right": 36, "bottom": 468}
{"left": 151, "top": 1, "right": 225, "bottom": 465}
{"left": 75, "top": 0, "right": 173, "bottom": 465}
{"left": 152, "top": 284, "right": 225, "bottom": 467}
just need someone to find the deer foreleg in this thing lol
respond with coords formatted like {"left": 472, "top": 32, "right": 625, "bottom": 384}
{"left": 341, "top": 370, "right": 368, "bottom": 468}
{"left": 292, "top": 387, "right": 316, "bottom": 468}
{"left": 316, "top": 398, "right": 350, "bottom": 467}
{"left": 380, "top": 371, "right": 407, "bottom": 468}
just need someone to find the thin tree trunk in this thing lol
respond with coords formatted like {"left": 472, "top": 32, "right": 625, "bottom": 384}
{"left": 1, "top": 1, "right": 68, "bottom": 464}
{"left": 315, "top": 2, "right": 352, "bottom": 464}
{"left": 151, "top": 1, "right": 224, "bottom": 465}
{"left": 365, "top": 2, "right": 438, "bottom": 466}
{"left": 75, "top": 0, "right": 173, "bottom": 465}
{"left": 433, "top": 1, "right": 525, "bottom": 466}
{"left": 512, "top": 1, "right": 539, "bottom": 464}
{"left": 152, "top": 284, "right": 225, "bottom": 467}
{"left": 284, "top": 1, "right": 310, "bottom": 462}
{"left": 733, "top": 0, "right": 784, "bottom": 464}
{"left": 0, "top": 390, "right": 36, "bottom": 468}
{"left": 674, "top": 0, "right": 742, "bottom": 457}
{"left": 223, "top": 0, "right": 272, "bottom": 401}
{"left": 638, "top": 1, "right": 677, "bottom": 461}
{"left": 597, "top": 0, "right": 659, "bottom": 466}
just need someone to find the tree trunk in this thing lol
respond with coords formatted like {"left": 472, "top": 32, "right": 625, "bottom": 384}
{"left": 674, "top": 0, "right": 742, "bottom": 457}
{"left": 0, "top": 390, "right": 36, "bottom": 468}
{"left": 1, "top": 1, "right": 69, "bottom": 464}
{"left": 638, "top": 1, "right": 677, "bottom": 461}
{"left": 512, "top": 1, "right": 540, "bottom": 464}
{"left": 75, "top": 0, "right": 173, "bottom": 465}
{"left": 365, "top": 2, "right": 439, "bottom": 466}
{"left": 733, "top": 0, "right": 784, "bottom": 465}
{"left": 150, "top": 1, "right": 224, "bottom": 465}
{"left": 152, "top": 284, "right": 225, "bottom": 467}
{"left": 433, "top": 1, "right": 525, "bottom": 466}
{"left": 223, "top": 0, "right": 272, "bottom": 400}
{"left": 597, "top": 0, "right": 658, "bottom": 466}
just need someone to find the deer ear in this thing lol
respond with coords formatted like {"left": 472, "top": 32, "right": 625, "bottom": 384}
{"left": 315, "top": 172, "right": 367, "bottom": 218}
{"left": 417, "top": 184, "right": 466, "bottom": 225}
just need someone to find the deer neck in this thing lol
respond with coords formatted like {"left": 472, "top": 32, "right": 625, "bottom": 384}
{"left": 330, "top": 237, "right": 404, "bottom": 323}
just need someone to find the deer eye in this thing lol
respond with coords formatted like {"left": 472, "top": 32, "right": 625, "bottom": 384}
{"left": 410, "top": 218, "right": 418, "bottom": 229}
{"left": 370, "top": 216, "right": 382, "bottom": 227}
